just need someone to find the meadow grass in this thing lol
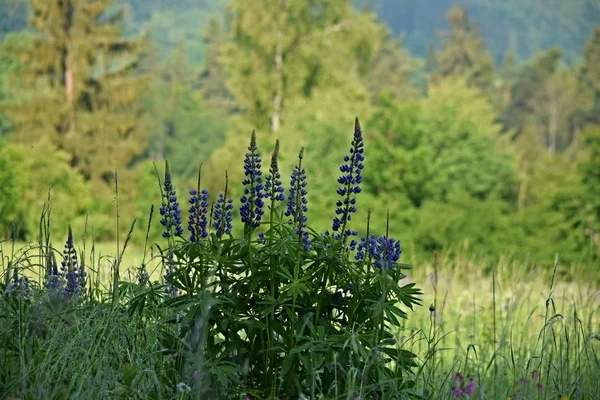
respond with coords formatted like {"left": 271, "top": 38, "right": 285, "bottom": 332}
{"left": 2, "top": 237, "right": 597, "bottom": 399}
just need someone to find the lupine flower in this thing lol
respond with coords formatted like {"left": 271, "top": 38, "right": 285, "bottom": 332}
{"left": 356, "top": 234, "right": 401, "bottom": 269}
{"left": 373, "top": 235, "right": 401, "bottom": 269}
{"left": 8, "top": 270, "right": 30, "bottom": 300}
{"left": 240, "top": 130, "right": 267, "bottom": 230}
{"left": 160, "top": 161, "right": 183, "bottom": 238}
{"left": 332, "top": 118, "right": 364, "bottom": 246}
{"left": 264, "top": 140, "right": 285, "bottom": 204}
{"left": 355, "top": 234, "right": 378, "bottom": 265}
{"left": 213, "top": 170, "right": 234, "bottom": 239}
{"left": 188, "top": 188, "right": 209, "bottom": 245}
{"left": 61, "top": 226, "right": 86, "bottom": 299}
{"left": 285, "top": 147, "right": 310, "bottom": 251}
{"left": 45, "top": 251, "right": 63, "bottom": 293}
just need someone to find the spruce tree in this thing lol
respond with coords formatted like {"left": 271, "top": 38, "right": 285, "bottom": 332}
{"left": 1, "top": 0, "right": 148, "bottom": 186}
{"left": 434, "top": 6, "right": 495, "bottom": 91}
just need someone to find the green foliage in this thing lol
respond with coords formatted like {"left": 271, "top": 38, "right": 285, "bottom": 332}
{"left": 1, "top": 0, "right": 149, "bottom": 187}
{"left": 362, "top": 0, "right": 600, "bottom": 64}
{"left": 0, "top": 140, "right": 25, "bottom": 236}
{"left": 433, "top": 6, "right": 495, "bottom": 91}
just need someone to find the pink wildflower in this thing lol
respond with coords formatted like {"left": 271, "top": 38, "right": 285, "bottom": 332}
{"left": 452, "top": 386, "right": 464, "bottom": 398}
{"left": 465, "top": 379, "right": 476, "bottom": 395}
{"left": 537, "top": 382, "right": 544, "bottom": 392}
{"left": 453, "top": 372, "right": 464, "bottom": 383}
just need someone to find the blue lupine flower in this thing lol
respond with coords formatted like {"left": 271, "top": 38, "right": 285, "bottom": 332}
{"left": 188, "top": 188, "right": 209, "bottom": 244}
{"left": 332, "top": 118, "right": 364, "bottom": 246}
{"left": 355, "top": 233, "right": 401, "bottom": 270}
{"left": 373, "top": 236, "right": 401, "bottom": 269}
{"left": 264, "top": 140, "right": 285, "bottom": 204}
{"left": 355, "top": 234, "right": 378, "bottom": 265}
{"left": 160, "top": 161, "right": 183, "bottom": 238}
{"left": 213, "top": 172, "right": 234, "bottom": 240}
{"left": 45, "top": 251, "right": 63, "bottom": 293}
{"left": 213, "top": 194, "right": 233, "bottom": 239}
{"left": 240, "top": 130, "right": 267, "bottom": 229}
{"left": 61, "top": 226, "right": 86, "bottom": 299}
{"left": 285, "top": 147, "right": 310, "bottom": 251}
{"left": 8, "top": 269, "right": 30, "bottom": 300}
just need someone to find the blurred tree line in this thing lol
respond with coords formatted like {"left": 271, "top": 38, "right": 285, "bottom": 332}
{"left": 0, "top": 0, "right": 598, "bottom": 266}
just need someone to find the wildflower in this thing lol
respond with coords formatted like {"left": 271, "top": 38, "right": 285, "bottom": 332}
{"left": 532, "top": 371, "right": 540, "bottom": 379}
{"left": 465, "top": 379, "right": 476, "bottom": 395}
{"left": 332, "top": 118, "right": 364, "bottom": 246}
{"left": 285, "top": 147, "right": 310, "bottom": 251}
{"left": 356, "top": 234, "right": 401, "bottom": 269}
{"left": 213, "top": 170, "right": 233, "bottom": 239}
{"left": 45, "top": 251, "right": 63, "bottom": 293}
{"left": 373, "top": 235, "right": 401, "bottom": 269}
{"left": 188, "top": 188, "right": 209, "bottom": 244}
{"left": 264, "top": 140, "right": 285, "bottom": 204}
{"left": 536, "top": 382, "right": 543, "bottom": 392}
{"left": 451, "top": 386, "right": 464, "bottom": 398}
{"left": 240, "top": 130, "right": 266, "bottom": 230}
{"left": 160, "top": 161, "right": 183, "bottom": 238}
{"left": 355, "top": 234, "right": 378, "bottom": 265}
{"left": 61, "top": 226, "right": 86, "bottom": 299}
{"left": 8, "top": 270, "right": 30, "bottom": 300}
{"left": 453, "top": 372, "right": 463, "bottom": 383}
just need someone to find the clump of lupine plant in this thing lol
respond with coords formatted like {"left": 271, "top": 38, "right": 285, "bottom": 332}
{"left": 144, "top": 118, "right": 422, "bottom": 399}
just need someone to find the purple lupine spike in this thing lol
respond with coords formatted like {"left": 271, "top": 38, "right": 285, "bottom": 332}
{"left": 240, "top": 130, "right": 267, "bottom": 230}
{"left": 160, "top": 160, "right": 183, "bottom": 238}
{"left": 188, "top": 164, "right": 209, "bottom": 245}
{"left": 332, "top": 118, "right": 364, "bottom": 247}
{"left": 213, "top": 170, "right": 234, "bottom": 239}
{"left": 373, "top": 236, "right": 402, "bottom": 270}
{"left": 285, "top": 147, "right": 310, "bottom": 251}
{"left": 61, "top": 226, "right": 86, "bottom": 299}
{"left": 265, "top": 140, "right": 285, "bottom": 204}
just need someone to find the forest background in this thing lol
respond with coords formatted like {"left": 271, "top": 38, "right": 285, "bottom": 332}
{"left": 0, "top": 0, "right": 599, "bottom": 269}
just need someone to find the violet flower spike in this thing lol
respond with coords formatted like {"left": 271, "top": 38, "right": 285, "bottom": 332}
{"left": 160, "top": 160, "right": 183, "bottom": 238}
{"left": 213, "top": 170, "right": 233, "bottom": 239}
{"left": 265, "top": 140, "right": 285, "bottom": 204}
{"left": 332, "top": 118, "right": 364, "bottom": 247}
{"left": 240, "top": 130, "right": 267, "bottom": 230}
{"left": 285, "top": 147, "right": 310, "bottom": 251}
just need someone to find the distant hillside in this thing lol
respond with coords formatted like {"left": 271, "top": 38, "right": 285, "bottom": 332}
{"left": 1, "top": 0, "right": 598, "bottom": 64}
{"left": 360, "top": 0, "right": 600, "bottom": 64}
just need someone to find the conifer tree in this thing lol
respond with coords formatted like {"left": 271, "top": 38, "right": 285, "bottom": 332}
{"left": 434, "top": 6, "right": 495, "bottom": 91}
{"left": 2, "top": 0, "right": 148, "bottom": 186}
